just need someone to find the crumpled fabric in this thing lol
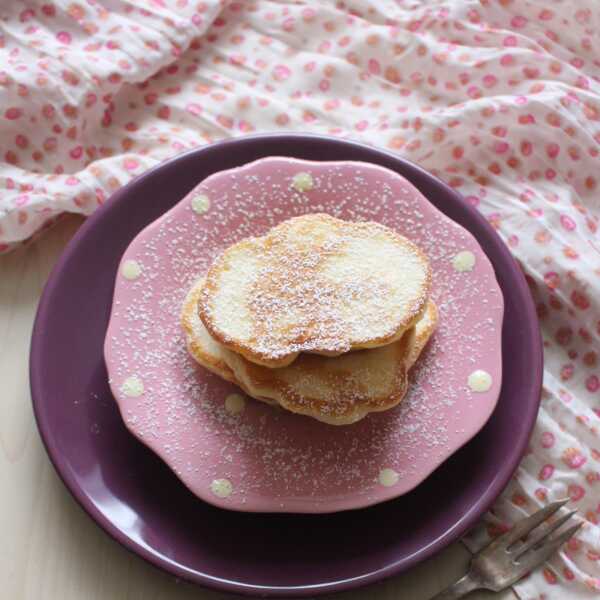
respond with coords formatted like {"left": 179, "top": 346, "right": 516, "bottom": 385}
{"left": 2, "top": 1, "right": 600, "bottom": 597}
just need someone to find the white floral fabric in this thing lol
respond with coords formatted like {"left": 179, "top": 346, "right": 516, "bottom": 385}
{"left": 2, "top": 2, "right": 600, "bottom": 597}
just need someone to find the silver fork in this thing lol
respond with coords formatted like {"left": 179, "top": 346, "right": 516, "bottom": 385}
{"left": 432, "top": 499, "right": 583, "bottom": 599}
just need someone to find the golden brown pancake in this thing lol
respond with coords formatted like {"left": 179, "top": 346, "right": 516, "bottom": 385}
{"left": 199, "top": 214, "right": 431, "bottom": 368}
{"left": 183, "top": 278, "right": 438, "bottom": 425}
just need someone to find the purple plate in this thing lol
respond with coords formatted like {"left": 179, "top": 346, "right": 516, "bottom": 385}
{"left": 30, "top": 134, "right": 542, "bottom": 597}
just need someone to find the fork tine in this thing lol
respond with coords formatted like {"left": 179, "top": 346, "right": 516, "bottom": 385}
{"left": 516, "top": 522, "right": 584, "bottom": 571}
{"left": 514, "top": 510, "right": 577, "bottom": 558}
{"left": 499, "top": 499, "right": 570, "bottom": 547}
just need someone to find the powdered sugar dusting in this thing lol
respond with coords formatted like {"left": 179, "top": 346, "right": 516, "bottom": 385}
{"left": 202, "top": 214, "right": 430, "bottom": 365}
{"left": 105, "top": 157, "right": 504, "bottom": 513}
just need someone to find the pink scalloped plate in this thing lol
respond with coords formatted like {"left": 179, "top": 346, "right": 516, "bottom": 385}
{"left": 104, "top": 157, "right": 503, "bottom": 513}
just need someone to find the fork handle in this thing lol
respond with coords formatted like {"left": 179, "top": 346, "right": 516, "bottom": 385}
{"left": 429, "top": 573, "right": 480, "bottom": 599}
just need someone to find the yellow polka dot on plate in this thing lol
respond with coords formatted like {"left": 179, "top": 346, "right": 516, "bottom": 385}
{"left": 191, "top": 193, "right": 210, "bottom": 214}
{"left": 291, "top": 172, "right": 314, "bottom": 192}
{"left": 452, "top": 250, "right": 476, "bottom": 272}
{"left": 210, "top": 478, "right": 233, "bottom": 498}
{"left": 378, "top": 468, "right": 399, "bottom": 487}
{"left": 121, "top": 260, "right": 142, "bottom": 280}
{"left": 121, "top": 376, "right": 144, "bottom": 397}
{"left": 468, "top": 370, "right": 492, "bottom": 392}
{"left": 225, "top": 393, "right": 245, "bottom": 415}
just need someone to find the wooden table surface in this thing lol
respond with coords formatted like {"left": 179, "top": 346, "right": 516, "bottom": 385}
{"left": 0, "top": 215, "right": 518, "bottom": 600}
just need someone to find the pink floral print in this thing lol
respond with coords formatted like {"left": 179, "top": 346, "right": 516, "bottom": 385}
{"left": 1, "top": 2, "right": 600, "bottom": 597}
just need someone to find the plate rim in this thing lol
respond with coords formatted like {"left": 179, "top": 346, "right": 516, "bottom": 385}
{"left": 30, "top": 133, "right": 542, "bottom": 597}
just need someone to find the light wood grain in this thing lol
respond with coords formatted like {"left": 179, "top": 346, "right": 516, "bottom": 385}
{"left": 0, "top": 216, "right": 518, "bottom": 600}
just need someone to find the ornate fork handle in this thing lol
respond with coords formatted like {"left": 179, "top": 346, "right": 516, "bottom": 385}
{"left": 430, "top": 573, "right": 481, "bottom": 599}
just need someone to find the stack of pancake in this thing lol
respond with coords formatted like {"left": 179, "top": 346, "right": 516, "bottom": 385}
{"left": 181, "top": 214, "right": 437, "bottom": 425}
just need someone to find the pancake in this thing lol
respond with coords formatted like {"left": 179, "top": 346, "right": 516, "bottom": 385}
{"left": 181, "top": 280, "right": 236, "bottom": 382}
{"left": 181, "top": 279, "right": 278, "bottom": 405}
{"left": 407, "top": 299, "right": 438, "bottom": 368}
{"left": 184, "top": 278, "right": 438, "bottom": 425}
{"left": 199, "top": 214, "right": 431, "bottom": 368}
{"left": 222, "top": 299, "right": 438, "bottom": 425}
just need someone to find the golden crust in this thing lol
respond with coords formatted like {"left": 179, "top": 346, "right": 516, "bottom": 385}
{"left": 182, "top": 280, "right": 294, "bottom": 408}
{"left": 222, "top": 332, "right": 413, "bottom": 425}
{"left": 199, "top": 214, "right": 431, "bottom": 368}
{"left": 407, "top": 300, "right": 438, "bottom": 368}
{"left": 180, "top": 280, "right": 236, "bottom": 383}
{"left": 221, "top": 300, "right": 438, "bottom": 425}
